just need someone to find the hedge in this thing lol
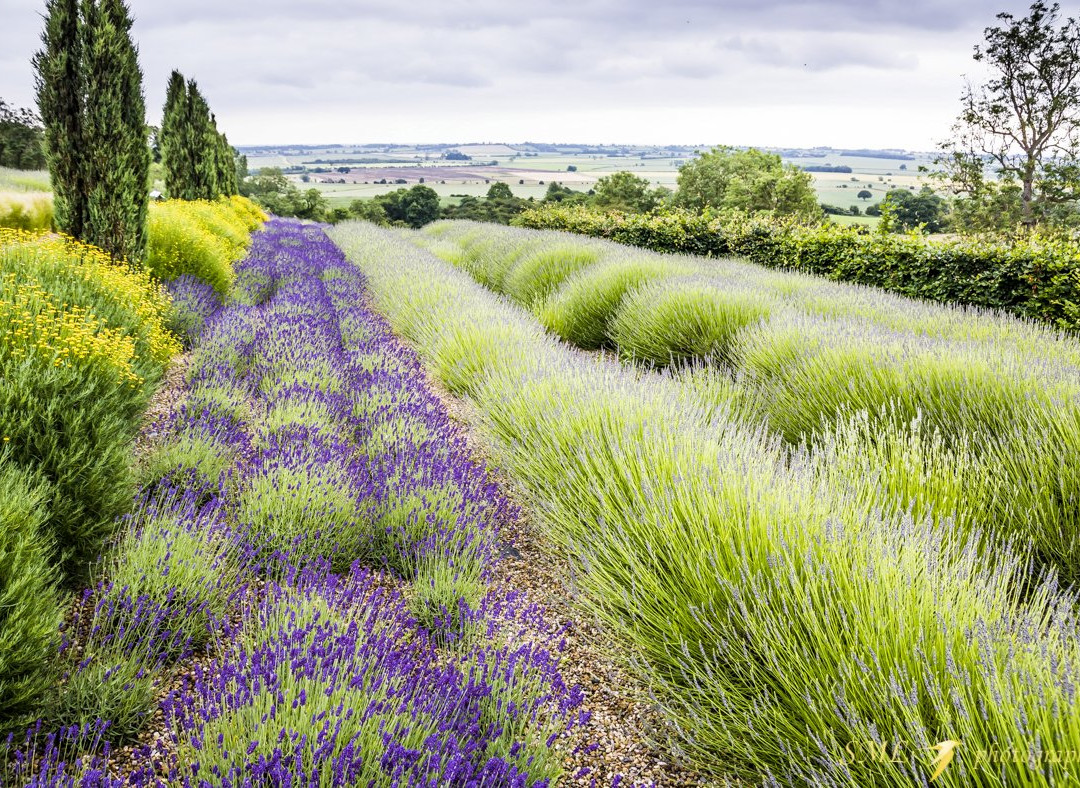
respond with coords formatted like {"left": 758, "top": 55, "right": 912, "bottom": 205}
{"left": 513, "top": 205, "right": 1080, "bottom": 331}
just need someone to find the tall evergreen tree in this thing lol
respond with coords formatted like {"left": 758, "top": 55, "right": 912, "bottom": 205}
{"left": 234, "top": 147, "right": 248, "bottom": 191}
{"left": 82, "top": 0, "right": 150, "bottom": 260}
{"left": 34, "top": 0, "right": 149, "bottom": 261}
{"left": 33, "top": 0, "right": 84, "bottom": 238}
{"left": 160, "top": 69, "right": 196, "bottom": 199}
{"left": 216, "top": 131, "right": 238, "bottom": 195}
{"left": 161, "top": 72, "right": 239, "bottom": 200}
{"left": 186, "top": 82, "right": 218, "bottom": 200}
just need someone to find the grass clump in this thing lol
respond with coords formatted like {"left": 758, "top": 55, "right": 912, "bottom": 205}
{"left": 502, "top": 244, "right": 600, "bottom": 307}
{"left": 0, "top": 191, "right": 53, "bottom": 231}
{"left": 238, "top": 443, "right": 369, "bottom": 574}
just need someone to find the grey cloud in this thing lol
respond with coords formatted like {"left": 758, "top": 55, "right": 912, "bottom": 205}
{"left": 0, "top": 0, "right": 1042, "bottom": 148}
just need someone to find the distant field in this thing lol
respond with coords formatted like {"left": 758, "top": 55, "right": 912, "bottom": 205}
{"left": 249, "top": 145, "right": 940, "bottom": 209}
{"left": 829, "top": 212, "right": 881, "bottom": 227}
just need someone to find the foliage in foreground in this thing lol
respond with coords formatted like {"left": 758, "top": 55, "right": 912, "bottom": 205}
{"left": 0, "top": 461, "right": 61, "bottom": 730}
{"left": 0, "top": 228, "right": 179, "bottom": 583}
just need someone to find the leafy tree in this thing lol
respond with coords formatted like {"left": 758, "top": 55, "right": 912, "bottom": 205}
{"left": 591, "top": 171, "right": 665, "bottom": 213}
{"left": 937, "top": 2, "right": 1080, "bottom": 231}
{"left": 485, "top": 182, "right": 512, "bottom": 200}
{"left": 234, "top": 147, "right": 248, "bottom": 188}
{"left": 241, "top": 166, "right": 328, "bottom": 220}
{"left": 375, "top": 185, "right": 441, "bottom": 228}
{"left": 881, "top": 186, "right": 950, "bottom": 233}
{"left": 35, "top": 0, "right": 150, "bottom": 261}
{"left": 0, "top": 99, "right": 46, "bottom": 169}
{"left": 347, "top": 198, "right": 388, "bottom": 225}
{"left": 213, "top": 124, "right": 237, "bottom": 196}
{"left": 542, "top": 181, "right": 588, "bottom": 205}
{"left": 675, "top": 147, "right": 820, "bottom": 220}
{"left": 857, "top": 189, "right": 873, "bottom": 200}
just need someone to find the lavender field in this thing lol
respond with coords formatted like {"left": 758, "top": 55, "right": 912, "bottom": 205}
{"left": 7, "top": 211, "right": 1080, "bottom": 788}
{"left": 3, "top": 221, "right": 614, "bottom": 786}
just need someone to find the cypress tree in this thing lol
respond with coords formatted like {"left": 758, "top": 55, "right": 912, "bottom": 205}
{"left": 234, "top": 148, "right": 248, "bottom": 192}
{"left": 82, "top": 0, "right": 150, "bottom": 261}
{"left": 33, "top": 0, "right": 84, "bottom": 238}
{"left": 217, "top": 131, "right": 238, "bottom": 195}
{"left": 161, "top": 69, "right": 195, "bottom": 199}
{"left": 34, "top": 0, "right": 149, "bottom": 262}
{"left": 180, "top": 82, "right": 212, "bottom": 200}
{"left": 162, "top": 72, "right": 238, "bottom": 200}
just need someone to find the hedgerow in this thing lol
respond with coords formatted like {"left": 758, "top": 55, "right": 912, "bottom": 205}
{"left": 514, "top": 204, "right": 1080, "bottom": 330}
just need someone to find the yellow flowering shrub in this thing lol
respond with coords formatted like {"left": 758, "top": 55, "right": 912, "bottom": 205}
{"left": 0, "top": 228, "right": 180, "bottom": 373}
{"left": 147, "top": 196, "right": 266, "bottom": 296}
{"left": 0, "top": 275, "right": 140, "bottom": 386}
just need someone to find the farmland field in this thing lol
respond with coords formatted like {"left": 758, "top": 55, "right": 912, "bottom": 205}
{"left": 242, "top": 143, "right": 936, "bottom": 217}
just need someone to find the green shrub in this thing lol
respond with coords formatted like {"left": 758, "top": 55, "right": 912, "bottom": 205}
{"left": 539, "top": 256, "right": 682, "bottom": 349}
{"left": 146, "top": 196, "right": 265, "bottom": 296}
{"left": 0, "top": 461, "right": 61, "bottom": 731}
{"left": 502, "top": 245, "right": 599, "bottom": 307}
{"left": 0, "top": 230, "right": 180, "bottom": 584}
{"left": 238, "top": 459, "right": 369, "bottom": 574}
{"left": 611, "top": 275, "right": 773, "bottom": 367}
{"left": 0, "top": 360, "right": 139, "bottom": 583}
{"left": 50, "top": 656, "right": 156, "bottom": 744}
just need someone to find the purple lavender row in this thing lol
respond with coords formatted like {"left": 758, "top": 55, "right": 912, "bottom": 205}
{"left": 4, "top": 219, "right": 586, "bottom": 786}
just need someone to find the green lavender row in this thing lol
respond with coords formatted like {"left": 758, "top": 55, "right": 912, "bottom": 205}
{"left": 331, "top": 219, "right": 1080, "bottom": 786}
{"left": 408, "top": 220, "right": 1080, "bottom": 588}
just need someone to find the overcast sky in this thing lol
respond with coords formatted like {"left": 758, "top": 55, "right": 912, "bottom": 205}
{"left": 0, "top": 0, "right": 1039, "bottom": 150}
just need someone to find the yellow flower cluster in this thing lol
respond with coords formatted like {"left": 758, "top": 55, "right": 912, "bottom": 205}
{"left": 0, "top": 275, "right": 141, "bottom": 386}
{"left": 0, "top": 228, "right": 181, "bottom": 366}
